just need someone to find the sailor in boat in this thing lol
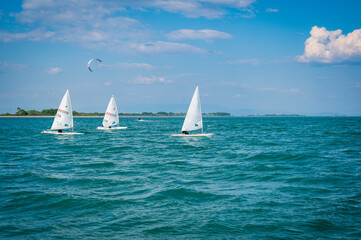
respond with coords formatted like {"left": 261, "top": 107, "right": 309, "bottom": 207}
{"left": 182, "top": 131, "right": 189, "bottom": 135}
{"left": 138, "top": 117, "right": 141, "bottom": 120}
{"left": 58, "top": 129, "right": 62, "bottom": 133}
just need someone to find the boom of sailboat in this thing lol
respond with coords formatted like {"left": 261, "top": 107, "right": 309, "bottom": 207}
{"left": 41, "top": 87, "right": 213, "bottom": 137}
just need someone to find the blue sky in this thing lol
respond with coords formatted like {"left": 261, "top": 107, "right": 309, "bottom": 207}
{"left": 0, "top": 0, "right": 361, "bottom": 115}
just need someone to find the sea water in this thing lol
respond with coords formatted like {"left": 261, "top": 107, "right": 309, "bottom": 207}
{"left": 0, "top": 117, "right": 360, "bottom": 239}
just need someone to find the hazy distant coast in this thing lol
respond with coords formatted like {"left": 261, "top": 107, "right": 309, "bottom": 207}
{"left": 0, "top": 107, "right": 231, "bottom": 117}
{"left": 1, "top": 107, "right": 352, "bottom": 118}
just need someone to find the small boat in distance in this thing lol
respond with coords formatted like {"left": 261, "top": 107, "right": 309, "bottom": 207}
{"left": 171, "top": 86, "right": 213, "bottom": 137}
{"left": 97, "top": 95, "right": 127, "bottom": 130}
{"left": 41, "top": 89, "right": 83, "bottom": 135}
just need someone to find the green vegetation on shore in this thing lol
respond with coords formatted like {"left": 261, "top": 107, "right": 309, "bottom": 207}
{"left": 1, "top": 107, "right": 231, "bottom": 117}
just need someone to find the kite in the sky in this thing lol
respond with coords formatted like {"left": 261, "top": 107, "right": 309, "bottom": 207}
{"left": 88, "top": 58, "right": 102, "bottom": 72}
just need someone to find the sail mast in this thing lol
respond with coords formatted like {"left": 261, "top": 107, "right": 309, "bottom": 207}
{"left": 51, "top": 89, "right": 73, "bottom": 131}
{"left": 102, "top": 95, "right": 119, "bottom": 128}
{"left": 181, "top": 86, "right": 203, "bottom": 132}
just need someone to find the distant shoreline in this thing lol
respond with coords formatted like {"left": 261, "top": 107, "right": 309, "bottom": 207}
{"left": 0, "top": 116, "right": 101, "bottom": 118}
{"left": 5, "top": 108, "right": 231, "bottom": 118}
{"left": 0, "top": 115, "right": 357, "bottom": 118}
{"left": 0, "top": 115, "right": 182, "bottom": 118}
{"left": 0, "top": 115, "right": 229, "bottom": 118}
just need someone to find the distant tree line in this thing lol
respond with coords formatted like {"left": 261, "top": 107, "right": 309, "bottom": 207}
{"left": 6, "top": 108, "right": 59, "bottom": 116}
{"left": 72, "top": 111, "right": 103, "bottom": 116}
{"left": 206, "top": 112, "right": 231, "bottom": 116}
{"left": 1, "top": 107, "right": 231, "bottom": 117}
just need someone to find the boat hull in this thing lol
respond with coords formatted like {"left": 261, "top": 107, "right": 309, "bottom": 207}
{"left": 96, "top": 126, "right": 127, "bottom": 130}
{"left": 41, "top": 130, "right": 83, "bottom": 135}
{"left": 171, "top": 133, "right": 213, "bottom": 137}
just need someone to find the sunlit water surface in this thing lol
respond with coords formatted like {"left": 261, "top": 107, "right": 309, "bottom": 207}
{"left": 0, "top": 117, "right": 360, "bottom": 239}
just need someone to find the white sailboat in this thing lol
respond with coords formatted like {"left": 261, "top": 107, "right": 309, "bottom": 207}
{"left": 171, "top": 86, "right": 213, "bottom": 137}
{"left": 41, "top": 89, "right": 83, "bottom": 135}
{"left": 97, "top": 95, "right": 127, "bottom": 130}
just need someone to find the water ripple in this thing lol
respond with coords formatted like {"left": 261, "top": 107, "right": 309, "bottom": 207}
{"left": 0, "top": 117, "right": 360, "bottom": 239}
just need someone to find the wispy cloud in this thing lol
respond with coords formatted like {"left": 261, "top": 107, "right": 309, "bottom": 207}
{"left": 258, "top": 87, "right": 301, "bottom": 94}
{"left": 0, "top": 27, "right": 55, "bottom": 42}
{"left": 283, "top": 88, "right": 300, "bottom": 94}
{"left": 298, "top": 26, "right": 361, "bottom": 63}
{"left": 0, "top": 0, "right": 255, "bottom": 55}
{"left": 150, "top": 0, "right": 224, "bottom": 19}
{"left": 149, "top": 0, "right": 255, "bottom": 19}
{"left": 129, "top": 41, "right": 208, "bottom": 54}
{"left": 47, "top": 67, "right": 62, "bottom": 74}
{"left": 223, "top": 82, "right": 300, "bottom": 95}
{"left": 131, "top": 75, "right": 171, "bottom": 84}
{"left": 103, "top": 62, "right": 154, "bottom": 69}
{"left": 258, "top": 87, "right": 279, "bottom": 92}
{"left": 167, "top": 29, "right": 232, "bottom": 40}
{"left": 226, "top": 59, "right": 260, "bottom": 65}
{"left": 104, "top": 81, "right": 112, "bottom": 86}
{"left": 0, "top": 0, "right": 255, "bottom": 54}
{"left": 3, "top": 1, "right": 150, "bottom": 53}
{"left": 266, "top": 8, "right": 278, "bottom": 13}
{"left": 0, "top": 62, "right": 27, "bottom": 72}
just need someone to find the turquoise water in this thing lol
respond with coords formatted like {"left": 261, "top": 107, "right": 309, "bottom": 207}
{"left": 1, "top": 117, "right": 360, "bottom": 239}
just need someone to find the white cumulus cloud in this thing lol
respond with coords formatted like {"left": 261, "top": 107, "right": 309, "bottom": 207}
{"left": 298, "top": 26, "right": 361, "bottom": 63}
{"left": 167, "top": 29, "right": 232, "bottom": 40}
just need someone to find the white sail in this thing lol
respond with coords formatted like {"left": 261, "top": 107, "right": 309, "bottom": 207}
{"left": 181, "top": 86, "right": 203, "bottom": 132}
{"left": 102, "top": 95, "right": 119, "bottom": 127}
{"left": 51, "top": 89, "right": 73, "bottom": 130}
